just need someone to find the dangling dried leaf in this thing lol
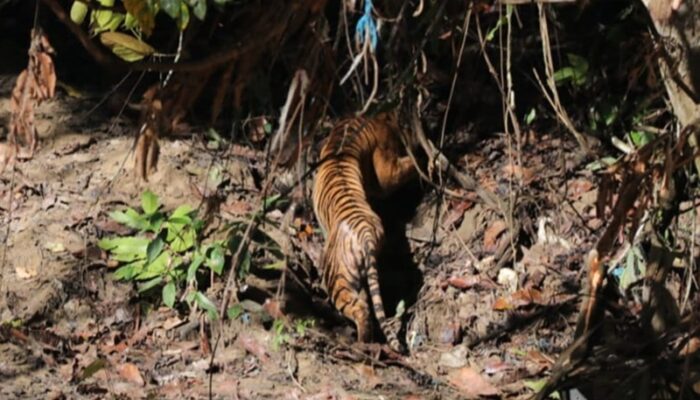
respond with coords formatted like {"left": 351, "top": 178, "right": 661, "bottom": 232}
{"left": 134, "top": 86, "right": 163, "bottom": 181}
{"left": 3, "top": 28, "right": 57, "bottom": 173}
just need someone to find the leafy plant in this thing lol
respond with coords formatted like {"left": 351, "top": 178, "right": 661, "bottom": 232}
{"left": 99, "top": 190, "right": 224, "bottom": 319}
{"left": 271, "top": 317, "right": 315, "bottom": 350}
{"left": 68, "top": 0, "right": 237, "bottom": 62}
{"left": 553, "top": 53, "right": 589, "bottom": 87}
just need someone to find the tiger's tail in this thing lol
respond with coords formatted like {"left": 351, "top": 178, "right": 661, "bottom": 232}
{"left": 365, "top": 241, "right": 401, "bottom": 351}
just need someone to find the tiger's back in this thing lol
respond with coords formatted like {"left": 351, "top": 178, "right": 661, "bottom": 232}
{"left": 312, "top": 112, "right": 415, "bottom": 348}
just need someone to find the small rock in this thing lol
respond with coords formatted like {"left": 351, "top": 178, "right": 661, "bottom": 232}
{"left": 438, "top": 345, "right": 468, "bottom": 369}
{"left": 497, "top": 268, "right": 518, "bottom": 292}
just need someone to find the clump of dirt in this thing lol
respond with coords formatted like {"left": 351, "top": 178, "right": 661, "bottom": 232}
{"left": 0, "top": 77, "right": 607, "bottom": 399}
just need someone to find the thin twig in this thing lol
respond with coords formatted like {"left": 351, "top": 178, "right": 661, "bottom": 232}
{"left": 535, "top": 4, "right": 593, "bottom": 154}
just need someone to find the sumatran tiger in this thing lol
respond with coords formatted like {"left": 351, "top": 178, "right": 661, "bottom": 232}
{"left": 312, "top": 111, "right": 417, "bottom": 350}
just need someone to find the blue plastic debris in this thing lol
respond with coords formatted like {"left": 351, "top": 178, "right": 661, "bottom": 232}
{"left": 355, "top": 0, "right": 378, "bottom": 51}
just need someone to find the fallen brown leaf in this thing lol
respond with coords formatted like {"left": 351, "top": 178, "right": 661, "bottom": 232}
{"left": 221, "top": 198, "right": 254, "bottom": 217}
{"left": 443, "top": 199, "right": 473, "bottom": 228}
{"left": 448, "top": 366, "right": 499, "bottom": 398}
{"left": 237, "top": 333, "right": 270, "bottom": 364}
{"left": 492, "top": 297, "right": 513, "bottom": 311}
{"left": 501, "top": 163, "right": 536, "bottom": 184}
{"left": 568, "top": 178, "right": 594, "bottom": 199}
{"left": 511, "top": 288, "right": 545, "bottom": 307}
{"left": 483, "top": 220, "right": 507, "bottom": 252}
{"left": 447, "top": 276, "right": 481, "bottom": 290}
{"left": 118, "top": 362, "right": 145, "bottom": 386}
{"left": 263, "top": 298, "right": 284, "bottom": 319}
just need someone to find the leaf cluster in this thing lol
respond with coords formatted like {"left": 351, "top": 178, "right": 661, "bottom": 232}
{"left": 98, "top": 190, "right": 224, "bottom": 319}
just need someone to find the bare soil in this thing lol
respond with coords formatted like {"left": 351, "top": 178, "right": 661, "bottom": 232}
{"left": 0, "top": 77, "right": 601, "bottom": 399}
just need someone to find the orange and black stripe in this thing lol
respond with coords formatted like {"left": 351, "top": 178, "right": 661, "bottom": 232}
{"left": 312, "top": 112, "right": 409, "bottom": 350}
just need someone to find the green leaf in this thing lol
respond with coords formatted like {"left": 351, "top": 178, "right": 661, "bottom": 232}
{"left": 93, "top": 13, "right": 125, "bottom": 34}
{"left": 94, "top": 10, "right": 114, "bottom": 30}
{"left": 160, "top": 0, "right": 181, "bottom": 19}
{"left": 227, "top": 304, "right": 243, "bottom": 320}
{"left": 601, "top": 104, "right": 619, "bottom": 127}
{"left": 136, "top": 251, "right": 170, "bottom": 280}
{"left": 171, "top": 204, "right": 194, "bottom": 219}
{"left": 192, "top": 0, "right": 206, "bottom": 20}
{"left": 212, "top": 0, "right": 233, "bottom": 5}
{"left": 262, "top": 194, "right": 281, "bottom": 209}
{"left": 185, "top": 291, "right": 196, "bottom": 303}
{"left": 114, "top": 260, "right": 146, "bottom": 280}
{"left": 238, "top": 250, "right": 251, "bottom": 279}
{"left": 553, "top": 67, "right": 574, "bottom": 83}
{"left": 98, "top": 236, "right": 149, "bottom": 261}
{"left": 170, "top": 227, "right": 196, "bottom": 252}
{"left": 162, "top": 282, "right": 176, "bottom": 307}
{"left": 566, "top": 53, "right": 588, "bottom": 86}
{"left": 109, "top": 208, "right": 148, "bottom": 230}
{"left": 525, "top": 108, "right": 536, "bottom": 125}
{"left": 147, "top": 212, "right": 165, "bottom": 232}
{"left": 146, "top": 236, "right": 164, "bottom": 264}
{"left": 186, "top": 252, "right": 205, "bottom": 282}
{"left": 137, "top": 276, "right": 162, "bottom": 292}
{"left": 113, "top": 264, "right": 135, "bottom": 280}
{"left": 629, "top": 130, "right": 653, "bottom": 148}
{"left": 262, "top": 260, "right": 285, "bottom": 270}
{"left": 168, "top": 216, "right": 192, "bottom": 226}
{"left": 70, "top": 1, "right": 89, "bottom": 24}
{"left": 141, "top": 190, "right": 159, "bottom": 215}
{"left": 124, "top": 12, "right": 138, "bottom": 30}
{"left": 177, "top": 1, "right": 190, "bottom": 30}
{"left": 194, "top": 291, "right": 218, "bottom": 320}
{"left": 206, "top": 245, "right": 225, "bottom": 275}
{"left": 585, "top": 156, "right": 619, "bottom": 172}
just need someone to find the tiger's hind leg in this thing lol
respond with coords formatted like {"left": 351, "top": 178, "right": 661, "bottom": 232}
{"left": 333, "top": 282, "right": 373, "bottom": 343}
{"left": 323, "top": 240, "right": 374, "bottom": 342}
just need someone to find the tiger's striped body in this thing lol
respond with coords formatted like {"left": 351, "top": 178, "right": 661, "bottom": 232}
{"left": 312, "top": 112, "right": 416, "bottom": 349}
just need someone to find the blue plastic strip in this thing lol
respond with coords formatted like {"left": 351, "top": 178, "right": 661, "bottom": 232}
{"left": 355, "top": 0, "right": 378, "bottom": 51}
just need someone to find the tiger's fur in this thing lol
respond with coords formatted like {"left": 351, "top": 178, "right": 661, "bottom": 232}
{"left": 312, "top": 112, "right": 416, "bottom": 349}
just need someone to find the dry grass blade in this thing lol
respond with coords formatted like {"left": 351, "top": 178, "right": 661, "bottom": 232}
{"left": 271, "top": 69, "right": 310, "bottom": 165}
